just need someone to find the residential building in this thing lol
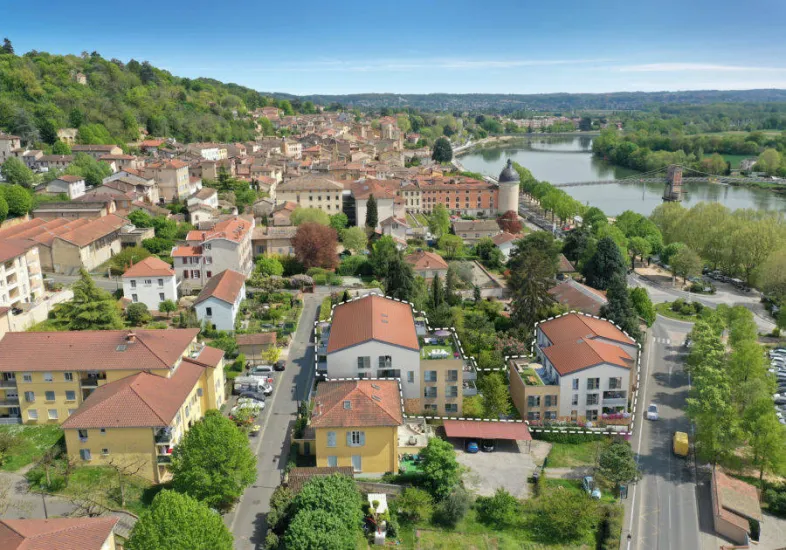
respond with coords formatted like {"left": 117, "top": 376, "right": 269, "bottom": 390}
{"left": 236, "top": 332, "right": 277, "bottom": 362}
{"left": 42, "top": 175, "right": 86, "bottom": 200}
{"left": 282, "top": 140, "right": 302, "bottom": 159}
{"left": 16, "top": 149, "right": 43, "bottom": 169}
{"left": 711, "top": 466, "right": 763, "bottom": 545}
{"left": 0, "top": 517, "right": 118, "bottom": 550}
{"left": 35, "top": 154, "right": 73, "bottom": 171}
{"left": 491, "top": 231, "right": 519, "bottom": 260}
{"left": 32, "top": 200, "right": 115, "bottom": 221}
{"left": 139, "top": 139, "right": 165, "bottom": 154}
{"left": 186, "top": 143, "right": 228, "bottom": 161}
{"left": 193, "top": 269, "right": 246, "bottom": 331}
{"left": 172, "top": 216, "right": 254, "bottom": 289}
{"left": 143, "top": 159, "right": 192, "bottom": 201}
{"left": 0, "top": 241, "right": 43, "bottom": 308}
{"left": 404, "top": 250, "right": 448, "bottom": 281}
{"left": 122, "top": 256, "right": 178, "bottom": 311}
{"left": 548, "top": 279, "right": 608, "bottom": 316}
{"left": 452, "top": 219, "right": 501, "bottom": 244}
{"left": 100, "top": 177, "right": 160, "bottom": 205}
{"left": 351, "top": 180, "right": 396, "bottom": 229}
{"left": 56, "top": 128, "right": 78, "bottom": 144}
{"left": 310, "top": 380, "right": 403, "bottom": 474}
{"left": 251, "top": 225, "right": 297, "bottom": 256}
{"left": 0, "top": 132, "right": 22, "bottom": 162}
{"left": 186, "top": 187, "right": 219, "bottom": 210}
{"left": 379, "top": 216, "right": 409, "bottom": 245}
{"left": 417, "top": 176, "right": 498, "bottom": 216}
{"left": 270, "top": 201, "right": 298, "bottom": 226}
{"left": 71, "top": 144, "right": 123, "bottom": 159}
{"left": 99, "top": 154, "right": 140, "bottom": 172}
{"left": 275, "top": 175, "right": 344, "bottom": 213}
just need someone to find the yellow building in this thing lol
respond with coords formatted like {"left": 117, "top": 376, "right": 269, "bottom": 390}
{"left": 310, "top": 380, "right": 402, "bottom": 475}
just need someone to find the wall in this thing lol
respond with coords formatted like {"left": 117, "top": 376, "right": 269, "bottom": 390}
{"left": 122, "top": 276, "right": 178, "bottom": 311}
{"left": 554, "top": 360, "right": 631, "bottom": 419}
{"left": 420, "top": 358, "right": 464, "bottom": 416}
{"left": 315, "top": 425, "right": 397, "bottom": 474}
{"left": 276, "top": 189, "right": 343, "bottom": 215}
{"left": 65, "top": 427, "right": 157, "bottom": 481}
{"left": 195, "top": 296, "right": 236, "bottom": 331}
{"left": 507, "top": 364, "right": 560, "bottom": 422}
{"left": 327, "top": 341, "right": 420, "bottom": 400}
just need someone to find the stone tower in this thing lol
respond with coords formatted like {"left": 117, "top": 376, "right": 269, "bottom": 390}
{"left": 497, "top": 159, "right": 520, "bottom": 214}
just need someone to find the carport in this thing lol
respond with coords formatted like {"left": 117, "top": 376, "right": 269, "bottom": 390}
{"left": 443, "top": 420, "right": 532, "bottom": 452}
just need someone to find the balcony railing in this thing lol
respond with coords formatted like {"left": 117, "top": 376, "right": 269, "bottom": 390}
{"left": 0, "top": 379, "right": 17, "bottom": 388}
{"left": 0, "top": 417, "right": 22, "bottom": 425}
{"left": 462, "top": 363, "right": 477, "bottom": 380}
{"left": 463, "top": 380, "right": 477, "bottom": 397}
{"left": 602, "top": 397, "right": 628, "bottom": 407}
{"left": 155, "top": 429, "right": 173, "bottom": 444}
{"left": 157, "top": 455, "right": 172, "bottom": 464}
{"left": 80, "top": 374, "right": 107, "bottom": 387}
{"left": 0, "top": 398, "right": 20, "bottom": 407}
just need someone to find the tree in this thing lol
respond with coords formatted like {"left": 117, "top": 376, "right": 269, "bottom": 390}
{"left": 126, "top": 303, "right": 152, "bottom": 326}
{"left": 627, "top": 236, "right": 651, "bottom": 270}
{"left": 292, "top": 222, "right": 338, "bottom": 270}
{"left": 65, "top": 153, "right": 112, "bottom": 187}
{"left": 420, "top": 437, "right": 461, "bottom": 500}
{"left": 341, "top": 226, "right": 368, "bottom": 254}
{"left": 479, "top": 372, "right": 511, "bottom": 418}
{"left": 141, "top": 237, "right": 172, "bottom": 255}
{"left": 38, "top": 118, "right": 59, "bottom": 145}
{"left": 583, "top": 236, "right": 627, "bottom": 290}
{"left": 428, "top": 204, "right": 451, "bottom": 238}
{"left": 475, "top": 488, "right": 521, "bottom": 528}
{"left": 262, "top": 345, "right": 281, "bottom": 365}
{"left": 0, "top": 157, "right": 34, "bottom": 187}
{"left": 171, "top": 410, "right": 257, "bottom": 509}
{"left": 438, "top": 234, "right": 463, "bottom": 258}
{"left": 395, "top": 487, "right": 434, "bottom": 523}
{"left": 629, "top": 287, "right": 655, "bottom": 326}
{"left": 743, "top": 400, "right": 786, "bottom": 486}
{"left": 290, "top": 207, "right": 330, "bottom": 226}
{"left": 0, "top": 195, "right": 7, "bottom": 223}
{"left": 52, "top": 269, "right": 124, "bottom": 330}
{"left": 508, "top": 244, "right": 557, "bottom": 336}
{"left": 255, "top": 256, "right": 284, "bottom": 276}
{"left": 434, "top": 487, "right": 470, "bottom": 527}
{"left": 110, "top": 246, "right": 151, "bottom": 275}
{"left": 431, "top": 137, "right": 453, "bottom": 163}
{"left": 365, "top": 194, "right": 378, "bottom": 229}
{"left": 670, "top": 246, "right": 702, "bottom": 283}
{"left": 430, "top": 272, "right": 444, "bottom": 309}
{"left": 600, "top": 274, "right": 641, "bottom": 341}
{"left": 329, "top": 212, "right": 348, "bottom": 237}
{"left": 530, "top": 488, "right": 598, "bottom": 543}
{"left": 159, "top": 299, "right": 177, "bottom": 317}
{"left": 369, "top": 235, "right": 399, "bottom": 279}
{"left": 283, "top": 509, "right": 354, "bottom": 550}
{"left": 385, "top": 254, "right": 415, "bottom": 301}
{"left": 497, "top": 211, "right": 522, "bottom": 234}
{"left": 1, "top": 38, "right": 13, "bottom": 54}
{"left": 126, "top": 490, "right": 233, "bottom": 550}
{"left": 597, "top": 439, "right": 639, "bottom": 495}
{"left": 757, "top": 148, "right": 782, "bottom": 175}
{"left": 474, "top": 237, "right": 503, "bottom": 269}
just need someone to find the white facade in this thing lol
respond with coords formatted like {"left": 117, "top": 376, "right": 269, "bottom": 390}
{"left": 0, "top": 247, "right": 44, "bottom": 308}
{"left": 327, "top": 341, "right": 420, "bottom": 401}
{"left": 355, "top": 197, "right": 395, "bottom": 229}
{"left": 538, "top": 358, "right": 631, "bottom": 419}
{"left": 194, "top": 288, "right": 245, "bottom": 331}
{"left": 123, "top": 275, "right": 178, "bottom": 311}
{"left": 497, "top": 181, "right": 519, "bottom": 214}
{"left": 45, "top": 178, "right": 86, "bottom": 199}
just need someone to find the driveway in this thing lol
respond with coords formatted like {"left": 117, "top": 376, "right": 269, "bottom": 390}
{"left": 453, "top": 439, "right": 536, "bottom": 498}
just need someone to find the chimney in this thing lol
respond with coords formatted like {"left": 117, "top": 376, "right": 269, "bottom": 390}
{"left": 127, "top": 332, "right": 137, "bottom": 344}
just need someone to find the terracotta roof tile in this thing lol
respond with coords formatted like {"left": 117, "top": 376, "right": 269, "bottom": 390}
{"left": 712, "top": 466, "right": 762, "bottom": 531}
{"left": 0, "top": 517, "right": 118, "bottom": 550}
{"left": 327, "top": 294, "right": 418, "bottom": 353}
{"left": 0, "top": 241, "right": 29, "bottom": 263}
{"left": 55, "top": 175, "right": 84, "bottom": 183}
{"left": 311, "top": 380, "right": 403, "bottom": 428}
{"left": 452, "top": 219, "right": 500, "bottom": 233}
{"left": 558, "top": 254, "right": 576, "bottom": 273}
{"left": 186, "top": 345, "right": 225, "bottom": 368}
{"left": 542, "top": 337, "right": 632, "bottom": 375}
{"left": 55, "top": 214, "right": 127, "bottom": 247}
{"left": 194, "top": 269, "right": 246, "bottom": 306}
{"left": 236, "top": 333, "right": 277, "bottom": 346}
{"left": 122, "top": 256, "right": 175, "bottom": 278}
{"left": 277, "top": 175, "right": 343, "bottom": 192}
{"left": 491, "top": 232, "right": 520, "bottom": 246}
{"left": 404, "top": 250, "right": 448, "bottom": 271}
{"left": 538, "top": 313, "right": 634, "bottom": 347}
{"left": 185, "top": 217, "right": 252, "bottom": 244}
{"left": 548, "top": 280, "right": 608, "bottom": 316}
{"left": 171, "top": 245, "right": 203, "bottom": 257}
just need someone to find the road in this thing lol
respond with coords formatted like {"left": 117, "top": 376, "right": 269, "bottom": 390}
{"left": 627, "top": 315, "right": 710, "bottom": 550}
{"left": 226, "top": 288, "right": 327, "bottom": 550}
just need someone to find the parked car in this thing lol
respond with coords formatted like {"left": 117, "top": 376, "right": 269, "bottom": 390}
{"left": 465, "top": 440, "right": 479, "bottom": 453}
{"left": 481, "top": 439, "right": 495, "bottom": 452}
{"left": 239, "top": 391, "right": 267, "bottom": 402}
{"left": 248, "top": 364, "right": 274, "bottom": 376}
{"left": 274, "top": 360, "right": 287, "bottom": 371}
{"left": 237, "top": 396, "right": 265, "bottom": 406}
{"left": 646, "top": 404, "right": 660, "bottom": 420}
{"left": 582, "top": 476, "right": 602, "bottom": 499}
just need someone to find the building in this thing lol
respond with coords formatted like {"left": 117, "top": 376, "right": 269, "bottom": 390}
{"left": 0, "top": 132, "right": 22, "bottom": 162}
{"left": 172, "top": 217, "right": 254, "bottom": 289}
{"left": 99, "top": 154, "right": 140, "bottom": 172}
{"left": 452, "top": 219, "right": 501, "bottom": 244}
{"left": 275, "top": 175, "right": 344, "bottom": 213}
{"left": 282, "top": 140, "right": 302, "bottom": 159}
{"left": 310, "top": 379, "right": 403, "bottom": 474}
{"left": 379, "top": 216, "right": 409, "bottom": 245}
{"left": 270, "top": 201, "right": 298, "bottom": 226}
{"left": 122, "top": 256, "right": 178, "bottom": 311}
{"left": 251, "top": 225, "right": 297, "bottom": 256}
{"left": 352, "top": 180, "right": 396, "bottom": 229}
{"left": 417, "top": 176, "right": 498, "bottom": 217}
{"left": 186, "top": 143, "right": 228, "bottom": 161}
{"left": 143, "top": 159, "right": 192, "bottom": 201}
{"left": 186, "top": 187, "right": 219, "bottom": 210}
{"left": 491, "top": 231, "right": 519, "bottom": 260}
{"left": 193, "top": 269, "right": 246, "bottom": 331}
{"left": 0, "top": 241, "right": 43, "bottom": 308}
{"left": 32, "top": 200, "right": 115, "bottom": 221}
{"left": 36, "top": 154, "right": 73, "bottom": 172}
{"left": 0, "top": 517, "right": 118, "bottom": 550}
{"left": 404, "top": 250, "right": 448, "bottom": 281}
{"left": 71, "top": 144, "right": 123, "bottom": 159}
{"left": 496, "top": 159, "right": 521, "bottom": 214}
{"left": 42, "top": 175, "right": 86, "bottom": 200}
{"left": 710, "top": 466, "right": 762, "bottom": 545}
{"left": 548, "top": 279, "right": 608, "bottom": 315}
{"left": 236, "top": 332, "right": 277, "bottom": 362}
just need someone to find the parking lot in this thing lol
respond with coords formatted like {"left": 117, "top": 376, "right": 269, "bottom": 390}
{"left": 452, "top": 439, "right": 537, "bottom": 498}
{"left": 771, "top": 347, "right": 786, "bottom": 425}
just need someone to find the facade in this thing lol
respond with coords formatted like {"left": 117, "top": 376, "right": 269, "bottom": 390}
{"left": 404, "top": 250, "right": 449, "bottom": 281}
{"left": 0, "top": 517, "right": 118, "bottom": 550}
{"left": 251, "top": 225, "right": 297, "bottom": 256}
{"left": 36, "top": 154, "right": 73, "bottom": 171}
{"left": 71, "top": 144, "right": 123, "bottom": 159}
{"left": 352, "top": 180, "right": 396, "bottom": 229}
{"left": 143, "top": 159, "right": 192, "bottom": 201}
{"left": 0, "top": 132, "right": 22, "bottom": 162}
{"left": 416, "top": 176, "right": 498, "bottom": 216}
{"left": 122, "top": 256, "right": 178, "bottom": 311}
{"left": 186, "top": 143, "right": 228, "bottom": 161}
{"left": 275, "top": 175, "right": 344, "bottom": 213}
{"left": 0, "top": 242, "right": 44, "bottom": 309}
{"left": 496, "top": 159, "right": 521, "bottom": 214}
{"left": 311, "top": 380, "right": 402, "bottom": 475}
{"left": 43, "top": 175, "right": 86, "bottom": 200}
{"left": 50, "top": 215, "right": 127, "bottom": 274}
{"left": 32, "top": 200, "right": 114, "bottom": 221}
{"left": 186, "top": 187, "right": 219, "bottom": 210}
{"left": 379, "top": 216, "right": 409, "bottom": 244}
{"left": 491, "top": 231, "right": 519, "bottom": 260}
{"left": 452, "top": 219, "right": 501, "bottom": 244}
{"left": 193, "top": 269, "right": 246, "bottom": 331}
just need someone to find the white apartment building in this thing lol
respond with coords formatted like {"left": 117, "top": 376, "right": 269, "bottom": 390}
{"left": 0, "top": 242, "right": 44, "bottom": 308}
{"left": 122, "top": 256, "right": 178, "bottom": 311}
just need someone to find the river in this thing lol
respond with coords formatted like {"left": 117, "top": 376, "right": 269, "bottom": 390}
{"left": 457, "top": 136, "right": 786, "bottom": 216}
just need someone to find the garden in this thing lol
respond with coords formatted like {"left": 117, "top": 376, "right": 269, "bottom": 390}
{"left": 0, "top": 425, "right": 63, "bottom": 472}
{"left": 654, "top": 298, "right": 708, "bottom": 322}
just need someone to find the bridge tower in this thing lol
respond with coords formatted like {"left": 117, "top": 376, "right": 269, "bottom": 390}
{"left": 497, "top": 159, "right": 520, "bottom": 214}
{"left": 663, "top": 165, "right": 684, "bottom": 202}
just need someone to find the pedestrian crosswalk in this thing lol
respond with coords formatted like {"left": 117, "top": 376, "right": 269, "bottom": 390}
{"left": 654, "top": 337, "right": 672, "bottom": 345}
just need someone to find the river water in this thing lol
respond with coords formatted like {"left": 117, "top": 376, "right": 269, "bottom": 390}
{"left": 457, "top": 136, "right": 786, "bottom": 216}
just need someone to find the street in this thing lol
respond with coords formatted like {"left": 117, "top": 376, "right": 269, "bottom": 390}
{"left": 225, "top": 288, "right": 327, "bottom": 550}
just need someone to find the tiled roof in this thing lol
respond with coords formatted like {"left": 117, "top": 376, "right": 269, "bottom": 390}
{"left": 538, "top": 313, "right": 635, "bottom": 346}
{"left": 287, "top": 467, "right": 354, "bottom": 494}
{"left": 55, "top": 214, "right": 127, "bottom": 247}
{"left": 192, "top": 187, "right": 217, "bottom": 200}
{"left": 0, "top": 517, "right": 118, "bottom": 550}
{"left": 311, "top": 380, "right": 403, "bottom": 428}
{"left": 236, "top": 332, "right": 277, "bottom": 346}
{"left": 146, "top": 159, "right": 189, "bottom": 170}
{"left": 55, "top": 175, "right": 84, "bottom": 183}
{"left": 0, "top": 329, "right": 199, "bottom": 372}
{"left": 62, "top": 360, "right": 204, "bottom": 429}
{"left": 452, "top": 219, "right": 501, "bottom": 233}
{"left": 542, "top": 337, "right": 632, "bottom": 375}
{"left": 558, "top": 254, "right": 576, "bottom": 273}
{"left": 547, "top": 280, "right": 608, "bottom": 316}
{"left": 277, "top": 175, "right": 343, "bottom": 192}
{"left": 187, "top": 345, "right": 225, "bottom": 368}
{"left": 72, "top": 144, "right": 118, "bottom": 152}
{"left": 712, "top": 466, "right": 762, "bottom": 531}
{"left": 186, "top": 217, "right": 252, "bottom": 244}
{"left": 194, "top": 269, "right": 246, "bottom": 305}
{"left": 327, "top": 294, "right": 418, "bottom": 353}
{"left": 491, "top": 232, "right": 519, "bottom": 246}
{"left": 122, "top": 256, "right": 175, "bottom": 278}
{"left": 351, "top": 179, "right": 397, "bottom": 200}
{"left": 0, "top": 218, "right": 94, "bottom": 250}
{"left": 380, "top": 216, "right": 409, "bottom": 228}
{"left": 404, "top": 250, "right": 449, "bottom": 271}
{"left": 252, "top": 226, "right": 297, "bottom": 240}
{"left": 171, "top": 245, "right": 203, "bottom": 257}
{"left": 0, "top": 241, "right": 29, "bottom": 263}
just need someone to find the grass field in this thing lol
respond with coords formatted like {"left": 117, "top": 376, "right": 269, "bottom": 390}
{"left": 546, "top": 441, "right": 602, "bottom": 468}
{"left": 702, "top": 153, "right": 749, "bottom": 169}
{"left": 654, "top": 302, "right": 699, "bottom": 322}
{"left": 0, "top": 425, "right": 63, "bottom": 472}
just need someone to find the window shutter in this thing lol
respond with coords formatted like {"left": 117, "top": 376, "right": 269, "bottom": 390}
{"left": 346, "top": 432, "right": 352, "bottom": 446}
{"left": 360, "top": 432, "right": 365, "bottom": 446}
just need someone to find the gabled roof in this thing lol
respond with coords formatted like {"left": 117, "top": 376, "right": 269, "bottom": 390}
{"left": 185, "top": 217, "right": 252, "bottom": 244}
{"left": 194, "top": 269, "right": 246, "bottom": 306}
{"left": 311, "top": 380, "right": 403, "bottom": 428}
{"left": 351, "top": 179, "right": 397, "bottom": 200}
{"left": 55, "top": 214, "right": 127, "bottom": 247}
{"left": 122, "top": 256, "right": 175, "bottom": 278}
{"left": 452, "top": 219, "right": 501, "bottom": 232}
{"left": 54, "top": 175, "right": 84, "bottom": 183}
{"left": 558, "top": 254, "right": 576, "bottom": 273}
{"left": 0, "top": 517, "right": 118, "bottom": 550}
{"left": 327, "top": 294, "right": 418, "bottom": 353}
{"left": 404, "top": 250, "right": 448, "bottom": 271}
{"left": 712, "top": 466, "right": 762, "bottom": 531}
{"left": 236, "top": 332, "right": 277, "bottom": 346}
{"left": 542, "top": 337, "right": 632, "bottom": 375}
{"left": 380, "top": 216, "right": 409, "bottom": 228}
{"left": 0, "top": 241, "right": 29, "bottom": 263}
{"left": 548, "top": 280, "right": 608, "bottom": 316}
{"left": 538, "top": 313, "right": 635, "bottom": 347}
{"left": 277, "top": 175, "right": 343, "bottom": 192}
{"left": 491, "top": 231, "right": 519, "bottom": 246}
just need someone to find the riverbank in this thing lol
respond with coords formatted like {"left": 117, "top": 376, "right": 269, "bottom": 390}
{"left": 454, "top": 132, "right": 600, "bottom": 157}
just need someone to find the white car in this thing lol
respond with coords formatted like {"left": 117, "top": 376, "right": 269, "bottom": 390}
{"left": 237, "top": 397, "right": 264, "bottom": 406}
{"left": 646, "top": 404, "right": 659, "bottom": 420}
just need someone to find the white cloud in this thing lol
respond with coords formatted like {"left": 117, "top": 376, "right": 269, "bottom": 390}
{"left": 270, "top": 57, "right": 612, "bottom": 73}
{"left": 618, "top": 63, "right": 786, "bottom": 72}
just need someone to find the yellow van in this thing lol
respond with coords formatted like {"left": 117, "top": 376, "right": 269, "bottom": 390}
{"left": 673, "top": 431, "right": 689, "bottom": 457}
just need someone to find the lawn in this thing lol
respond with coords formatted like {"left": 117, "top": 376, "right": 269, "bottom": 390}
{"left": 545, "top": 441, "right": 602, "bottom": 468}
{"left": 519, "top": 366, "right": 543, "bottom": 386}
{"left": 702, "top": 153, "right": 749, "bottom": 170}
{"left": 421, "top": 344, "right": 457, "bottom": 360}
{"left": 654, "top": 302, "right": 698, "bottom": 322}
{"left": 415, "top": 213, "right": 430, "bottom": 226}
{"left": 542, "top": 478, "right": 619, "bottom": 505}
{"left": 406, "top": 213, "right": 421, "bottom": 227}
{"left": 0, "top": 425, "right": 63, "bottom": 472}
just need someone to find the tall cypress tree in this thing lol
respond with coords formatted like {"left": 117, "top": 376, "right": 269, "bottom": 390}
{"left": 431, "top": 273, "right": 443, "bottom": 308}
{"left": 599, "top": 274, "right": 641, "bottom": 341}
{"left": 365, "top": 194, "right": 378, "bottom": 229}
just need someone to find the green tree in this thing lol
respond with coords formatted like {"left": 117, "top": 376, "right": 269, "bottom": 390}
{"left": 627, "top": 236, "right": 651, "bottom": 269}
{"left": 369, "top": 235, "right": 399, "bottom": 279}
{"left": 38, "top": 118, "right": 58, "bottom": 145}
{"left": 434, "top": 487, "right": 470, "bottom": 527}
{"left": 126, "top": 490, "right": 233, "bottom": 550}
{"left": 329, "top": 213, "right": 348, "bottom": 237}
{"left": 159, "top": 299, "right": 177, "bottom": 317}
{"left": 475, "top": 488, "right": 521, "bottom": 529}
{"left": 597, "top": 439, "right": 640, "bottom": 495}
{"left": 1, "top": 38, "right": 13, "bottom": 54}
{"left": 420, "top": 437, "right": 461, "bottom": 500}
{"left": 430, "top": 272, "right": 444, "bottom": 309}
{"left": 126, "top": 302, "right": 152, "bottom": 326}
{"left": 743, "top": 400, "right": 786, "bottom": 486}
{"left": 670, "top": 246, "right": 702, "bottom": 283}
{"left": 290, "top": 207, "right": 330, "bottom": 226}
{"left": 438, "top": 234, "right": 463, "bottom": 258}
{"left": 365, "top": 194, "right": 378, "bottom": 229}
{"left": 629, "top": 287, "right": 656, "bottom": 326}
{"left": 51, "top": 140, "right": 71, "bottom": 155}
{"left": 341, "top": 226, "right": 368, "bottom": 253}
{"left": 444, "top": 265, "right": 460, "bottom": 306}
{"left": 0, "top": 157, "right": 34, "bottom": 187}
{"left": 583, "top": 236, "right": 627, "bottom": 290}
{"left": 255, "top": 256, "right": 284, "bottom": 276}
{"left": 395, "top": 488, "right": 433, "bottom": 523}
{"left": 530, "top": 488, "right": 598, "bottom": 543}
{"left": 428, "top": 204, "right": 451, "bottom": 238}
{"left": 292, "top": 474, "right": 363, "bottom": 526}
{"left": 141, "top": 237, "right": 173, "bottom": 255}
{"left": 385, "top": 254, "right": 415, "bottom": 301}
{"left": 171, "top": 410, "right": 257, "bottom": 509}
{"left": 508, "top": 237, "right": 557, "bottom": 335}
{"left": 431, "top": 137, "right": 453, "bottom": 163}
{"left": 474, "top": 237, "right": 503, "bottom": 269}
{"left": 64, "top": 153, "right": 112, "bottom": 187}
{"left": 283, "top": 509, "right": 354, "bottom": 550}
{"left": 110, "top": 246, "right": 151, "bottom": 275}
{"left": 52, "top": 269, "right": 124, "bottom": 330}
{"left": 599, "top": 274, "right": 641, "bottom": 341}
{"left": 479, "top": 372, "right": 511, "bottom": 418}
{"left": 0, "top": 194, "right": 7, "bottom": 222}
{"left": 757, "top": 148, "right": 782, "bottom": 175}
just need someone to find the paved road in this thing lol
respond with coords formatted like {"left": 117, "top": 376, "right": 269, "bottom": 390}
{"left": 627, "top": 315, "right": 706, "bottom": 550}
{"left": 226, "top": 289, "right": 327, "bottom": 550}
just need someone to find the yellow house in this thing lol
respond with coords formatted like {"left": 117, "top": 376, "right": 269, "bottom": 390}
{"left": 310, "top": 379, "right": 403, "bottom": 475}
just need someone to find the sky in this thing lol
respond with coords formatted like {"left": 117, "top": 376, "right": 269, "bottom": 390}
{"left": 4, "top": 0, "right": 786, "bottom": 96}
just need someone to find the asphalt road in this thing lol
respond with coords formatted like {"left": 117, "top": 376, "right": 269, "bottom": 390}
{"left": 225, "top": 289, "right": 327, "bottom": 550}
{"left": 628, "top": 315, "right": 704, "bottom": 550}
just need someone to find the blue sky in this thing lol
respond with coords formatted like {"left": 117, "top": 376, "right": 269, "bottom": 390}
{"left": 4, "top": 0, "right": 786, "bottom": 95}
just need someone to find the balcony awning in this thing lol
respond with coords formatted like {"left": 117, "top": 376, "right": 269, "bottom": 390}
{"left": 443, "top": 419, "right": 531, "bottom": 441}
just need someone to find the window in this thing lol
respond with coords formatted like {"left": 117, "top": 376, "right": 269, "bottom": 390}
{"left": 102, "top": 448, "right": 109, "bottom": 456}
{"left": 572, "top": 378, "right": 579, "bottom": 390}
{"left": 65, "top": 391, "right": 76, "bottom": 402}
{"left": 22, "top": 372, "right": 32, "bottom": 383}
{"left": 159, "top": 293, "right": 165, "bottom": 301}
{"left": 185, "top": 405, "right": 191, "bottom": 417}
{"left": 545, "top": 395, "right": 558, "bottom": 408}
{"left": 99, "top": 428, "right": 106, "bottom": 434}
{"left": 407, "top": 371, "right": 414, "bottom": 383}
{"left": 343, "top": 400, "right": 351, "bottom": 410}
{"left": 327, "top": 431, "right": 336, "bottom": 447}
{"left": 327, "top": 455, "right": 338, "bottom": 467}
{"left": 144, "top": 279, "right": 152, "bottom": 285}
{"left": 27, "top": 409, "right": 37, "bottom": 420}
{"left": 197, "top": 388, "right": 203, "bottom": 397}
{"left": 424, "top": 404, "right": 437, "bottom": 412}
{"left": 378, "top": 355, "right": 392, "bottom": 369}
{"left": 205, "top": 307, "right": 212, "bottom": 316}
{"left": 527, "top": 411, "right": 541, "bottom": 421}
{"left": 158, "top": 278, "right": 164, "bottom": 287}
{"left": 43, "top": 372, "right": 53, "bottom": 383}
{"left": 80, "top": 449, "right": 91, "bottom": 461}
{"left": 78, "top": 429, "right": 89, "bottom": 441}
{"left": 424, "top": 371, "right": 437, "bottom": 382}
{"left": 45, "top": 391, "right": 55, "bottom": 402}
{"left": 586, "top": 393, "right": 599, "bottom": 406}
{"left": 347, "top": 431, "right": 365, "bottom": 447}
{"left": 445, "top": 403, "right": 458, "bottom": 413}
{"left": 446, "top": 370, "right": 458, "bottom": 382}
{"left": 351, "top": 455, "right": 362, "bottom": 473}
{"left": 206, "top": 271, "right": 212, "bottom": 278}
{"left": 527, "top": 395, "right": 541, "bottom": 407}
{"left": 424, "top": 387, "right": 437, "bottom": 398}
{"left": 609, "top": 377, "right": 622, "bottom": 390}
{"left": 572, "top": 394, "right": 579, "bottom": 406}
{"left": 587, "top": 378, "right": 600, "bottom": 390}
{"left": 132, "top": 294, "right": 138, "bottom": 302}
{"left": 357, "top": 356, "right": 370, "bottom": 369}
{"left": 48, "top": 409, "right": 58, "bottom": 420}
{"left": 586, "top": 409, "right": 599, "bottom": 421}
{"left": 64, "top": 372, "right": 73, "bottom": 382}
{"left": 545, "top": 411, "right": 558, "bottom": 420}
{"left": 130, "top": 280, "right": 137, "bottom": 288}
{"left": 24, "top": 391, "right": 34, "bottom": 403}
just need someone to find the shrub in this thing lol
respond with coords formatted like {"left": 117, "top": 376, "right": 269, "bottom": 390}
{"left": 475, "top": 488, "right": 520, "bottom": 528}
{"left": 766, "top": 487, "right": 786, "bottom": 517}
{"left": 671, "top": 298, "right": 685, "bottom": 312}
{"left": 433, "top": 487, "right": 471, "bottom": 527}
{"left": 338, "top": 255, "right": 373, "bottom": 277}
{"left": 598, "top": 503, "right": 624, "bottom": 550}
{"left": 394, "top": 488, "right": 433, "bottom": 523}
{"left": 680, "top": 303, "right": 695, "bottom": 316}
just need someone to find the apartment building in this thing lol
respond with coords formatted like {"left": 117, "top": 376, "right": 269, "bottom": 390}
{"left": 186, "top": 143, "right": 228, "bottom": 161}
{"left": 122, "top": 256, "right": 178, "bottom": 311}
{"left": 171, "top": 217, "right": 254, "bottom": 290}
{"left": 275, "top": 175, "right": 344, "bottom": 213}
{"left": 416, "top": 176, "right": 498, "bottom": 216}
{"left": 251, "top": 225, "right": 297, "bottom": 256}
{"left": 42, "top": 175, "right": 86, "bottom": 200}
{"left": 0, "top": 242, "right": 43, "bottom": 308}
{"left": 143, "top": 159, "right": 192, "bottom": 201}
{"left": 351, "top": 180, "right": 396, "bottom": 229}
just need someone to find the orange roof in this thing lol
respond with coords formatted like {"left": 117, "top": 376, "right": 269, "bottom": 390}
{"left": 55, "top": 214, "right": 127, "bottom": 247}
{"left": 443, "top": 420, "right": 531, "bottom": 440}
{"left": 122, "top": 256, "right": 175, "bottom": 278}
{"left": 491, "top": 232, "right": 519, "bottom": 246}
{"left": 187, "top": 345, "right": 225, "bottom": 368}
{"left": 0, "top": 241, "right": 29, "bottom": 263}
{"left": 194, "top": 269, "right": 246, "bottom": 305}
{"left": 55, "top": 175, "right": 84, "bottom": 183}
{"left": 236, "top": 333, "right": 277, "bottom": 346}
{"left": 404, "top": 250, "right": 449, "bottom": 271}
{"left": 327, "top": 295, "right": 418, "bottom": 353}
{"left": 351, "top": 179, "right": 398, "bottom": 200}
{"left": 547, "top": 280, "right": 608, "bottom": 316}
{"left": 62, "top": 360, "right": 204, "bottom": 429}
{"left": 0, "top": 517, "right": 118, "bottom": 550}
{"left": 542, "top": 337, "right": 632, "bottom": 375}
{"left": 538, "top": 313, "right": 635, "bottom": 346}
{"left": 171, "top": 245, "right": 203, "bottom": 257}
{"left": 558, "top": 254, "right": 576, "bottom": 273}
{"left": 0, "top": 329, "right": 199, "bottom": 372}
{"left": 712, "top": 466, "right": 762, "bottom": 531}
{"left": 147, "top": 159, "right": 189, "bottom": 170}
{"left": 140, "top": 139, "right": 165, "bottom": 147}
{"left": 186, "top": 217, "right": 252, "bottom": 244}
{"left": 311, "top": 380, "right": 402, "bottom": 428}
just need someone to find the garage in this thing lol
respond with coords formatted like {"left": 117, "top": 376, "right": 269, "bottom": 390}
{"left": 443, "top": 420, "right": 532, "bottom": 453}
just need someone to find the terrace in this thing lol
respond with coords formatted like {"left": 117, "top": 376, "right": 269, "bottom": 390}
{"left": 421, "top": 331, "right": 460, "bottom": 360}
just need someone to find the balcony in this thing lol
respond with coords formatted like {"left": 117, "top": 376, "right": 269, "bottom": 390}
{"left": 0, "top": 417, "right": 21, "bottom": 425}
{"left": 602, "top": 391, "right": 628, "bottom": 408}
{"left": 155, "top": 428, "right": 173, "bottom": 444}
{"left": 377, "top": 369, "right": 401, "bottom": 379}
{"left": 0, "top": 379, "right": 17, "bottom": 388}
{"left": 462, "top": 363, "right": 477, "bottom": 381}
{"left": 80, "top": 373, "right": 107, "bottom": 388}
{"left": 0, "top": 397, "right": 20, "bottom": 407}
{"left": 157, "top": 455, "right": 172, "bottom": 464}
{"left": 463, "top": 380, "right": 477, "bottom": 397}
